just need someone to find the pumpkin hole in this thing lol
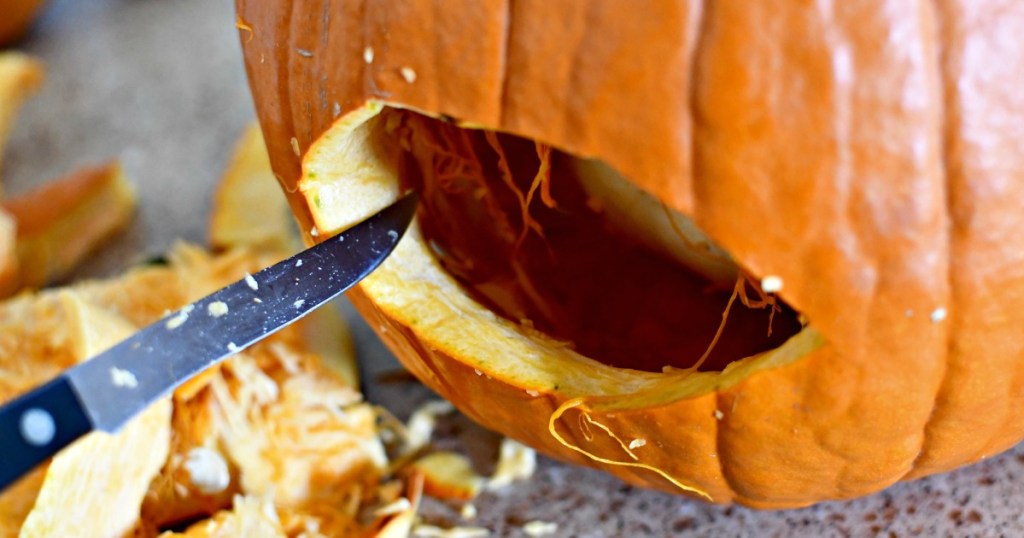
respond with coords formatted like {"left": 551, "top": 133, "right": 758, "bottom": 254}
{"left": 386, "top": 109, "right": 802, "bottom": 373}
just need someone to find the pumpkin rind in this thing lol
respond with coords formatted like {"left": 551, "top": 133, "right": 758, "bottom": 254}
{"left": 903, "top": 0, "right": 1024, "bottom": 478}
{"left": 689, "top": 0, "right": 951, "bottom": 504}
{"left": 238, "top": 0, "right": 1024, "bottom": 507}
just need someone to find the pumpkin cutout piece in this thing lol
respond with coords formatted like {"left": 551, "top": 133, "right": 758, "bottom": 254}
{"left": 237, "top": 0, "right": 1024, "bottom": 508}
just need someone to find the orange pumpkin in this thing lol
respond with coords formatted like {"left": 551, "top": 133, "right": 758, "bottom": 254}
{"left": 236, "top": 0, "right": 1024, "bottom": 508}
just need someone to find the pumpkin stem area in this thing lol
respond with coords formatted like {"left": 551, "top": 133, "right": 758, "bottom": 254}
{"left": 388, "top": 110, "right": 801, "bottom": 373}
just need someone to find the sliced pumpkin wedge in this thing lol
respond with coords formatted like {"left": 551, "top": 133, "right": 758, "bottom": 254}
{"left": 407, "top": 451, "right": 484, "bottom": 502}
{"left": 209, "top": 122, "right": 295, "bottom": 255}
{"left": 2, "top": 160, "right": 136, "bottom": 293}
{"left": 20, "top": 293, "right": 172, "bottom": 538}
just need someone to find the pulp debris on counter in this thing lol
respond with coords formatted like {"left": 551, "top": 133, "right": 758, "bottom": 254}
{"left": 0, "top": 89, "right": 546, "bottom": 535}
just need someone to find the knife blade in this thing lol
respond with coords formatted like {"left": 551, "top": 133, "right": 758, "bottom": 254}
{"left": 0, "top": 193, "right": 417, "bottom": 491}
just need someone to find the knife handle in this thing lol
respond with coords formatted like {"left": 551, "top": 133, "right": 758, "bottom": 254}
{"left": 0, "top": 376, "right": 91, "bottom": 491}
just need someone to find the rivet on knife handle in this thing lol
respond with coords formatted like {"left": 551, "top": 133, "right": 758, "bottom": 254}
{"left": 0, "top": 376, "right": 91, "bottom": 489}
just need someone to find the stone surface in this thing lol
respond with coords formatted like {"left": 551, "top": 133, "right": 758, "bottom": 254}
{"left": 4, "top": 0, "right": 1022, "bottom": 536}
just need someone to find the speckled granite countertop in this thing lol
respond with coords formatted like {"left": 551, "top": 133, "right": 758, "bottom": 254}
{"left": 5, "top": 1, "right": 1023, "bottom": 536}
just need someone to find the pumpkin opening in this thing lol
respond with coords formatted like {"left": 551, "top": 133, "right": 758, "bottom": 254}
{"left": 298, "top": 103, "right": 823, "bottom": 500}
{"left": 380, "top": 109, "right": 802, "bottom": 373}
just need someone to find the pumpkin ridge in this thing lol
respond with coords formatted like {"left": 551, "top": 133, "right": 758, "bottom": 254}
{"left": 993, "top": 358, "right": 1024, "bottom": 456}
{"left": 906, "top": 0, "right": 955, "bottom": 480}
{"left": 712, "top": 391, "right": 737, "bottom": 504}
{"left": 494, "top": 0, "right": 512, "bottom": 127}
{"left": 696, "top": 0, "right": 736, "bottom": 502}
{"left": 684, "top": 0, "right": 710, "bottom": 262}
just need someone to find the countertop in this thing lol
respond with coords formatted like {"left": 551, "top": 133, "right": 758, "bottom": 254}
{"left": 5, "top": 1, "right": 1023, "bottom": 536}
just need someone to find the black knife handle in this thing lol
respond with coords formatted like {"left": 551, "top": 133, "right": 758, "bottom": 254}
{"left": 0, "top": 376, "right": 92, "bottom": 491}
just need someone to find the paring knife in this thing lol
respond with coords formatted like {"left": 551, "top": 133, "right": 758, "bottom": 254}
{"left": 0, "top": 193, "right": 418, "bottom": 491}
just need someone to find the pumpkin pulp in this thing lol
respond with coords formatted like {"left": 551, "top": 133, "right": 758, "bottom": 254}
{"left": 390, "top": 111, "right": 801, "bottom": 373}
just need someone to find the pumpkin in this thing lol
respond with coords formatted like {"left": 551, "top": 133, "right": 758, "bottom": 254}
{"left": 236, "top": 0, "right": 1024, "bottom": 508}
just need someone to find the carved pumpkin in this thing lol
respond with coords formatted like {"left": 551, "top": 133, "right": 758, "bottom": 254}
{"left": 236, "top": 0, "right": 1024, "bottom": 508}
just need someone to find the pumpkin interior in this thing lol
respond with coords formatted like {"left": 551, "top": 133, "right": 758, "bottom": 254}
{"left": 389, "top": 111, "right": 803, "bottom": 373}
{"left": 299, "top": 101, "right": 825, "bottom": 414}
{"left": 306, "top": 107, "right": 802, "bottom": 374}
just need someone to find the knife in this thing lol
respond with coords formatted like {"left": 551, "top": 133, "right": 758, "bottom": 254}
{"left": 0, "top": 193, "right": 417, "bottom": 491}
